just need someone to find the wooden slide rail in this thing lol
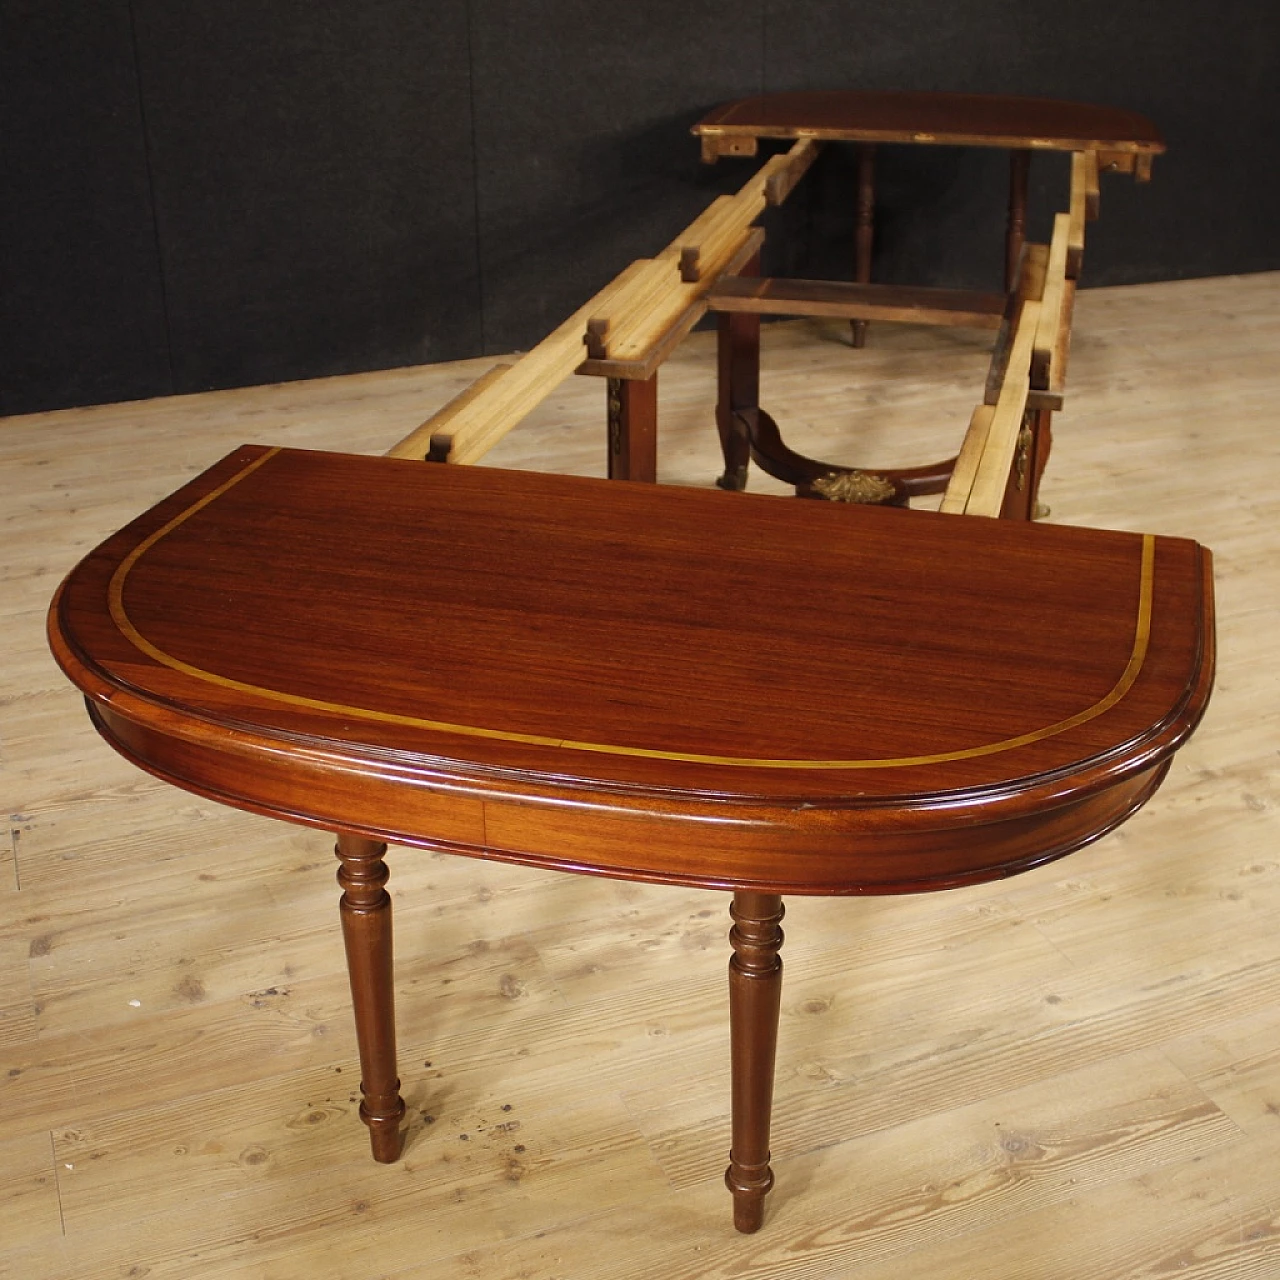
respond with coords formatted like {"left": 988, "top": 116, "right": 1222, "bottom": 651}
{"left": 579, "top": 227, "right": 765, "bottom": 377}
{"left": 943, "top": 172, "right": 1083, "bottom": 518}
{"left": 390, "top": 138, "right": 1099, "bottom": 529}
{"left": 385, "top": 139, "right": 819, "bottom": 466}
{"left": 952, "top": 297, "right": 1042, "bottom": 517}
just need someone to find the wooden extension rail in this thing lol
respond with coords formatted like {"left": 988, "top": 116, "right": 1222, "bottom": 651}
{"left": 941, "top": 297, "right": 1042, "bottom": 517}
{"left": 390, "top": 132, "right": 1103, "bottom": 529}
{"left": 385, "top": 139, "right": 820, "bottom": 467}
{"left": 943, "top": 195, "right": 1080, "bottom": 517}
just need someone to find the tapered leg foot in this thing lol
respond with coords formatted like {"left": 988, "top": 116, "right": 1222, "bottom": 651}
{"left": 726, "top": 1159, "right": 773, "bottom": 1233}
{"left": 364, "top": 1109, "right": 404, "bottom": 1163}
{"left": 725, "top": 891, "right": 784, "bottom": 1233}
{"left": 335, "top": 832, "right": 406, "bottom": 1163}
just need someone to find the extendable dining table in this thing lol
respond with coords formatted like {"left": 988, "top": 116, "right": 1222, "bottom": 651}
{"left": 49, "top": 445, "right": 1213, "bottom": 1231}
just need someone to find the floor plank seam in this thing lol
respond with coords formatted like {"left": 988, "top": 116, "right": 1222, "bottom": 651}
{"left": 48, "top": 1129, "right": 66, "bottom": 1237}
{"left": 7, "top": 818, "right": 23, "bottom": 891}
{"left": 1151, "top": 1043, "right": 1252, "bottom": 1144}
{"left": 1025, "top": 914, "right": 1085, "bottom": 969}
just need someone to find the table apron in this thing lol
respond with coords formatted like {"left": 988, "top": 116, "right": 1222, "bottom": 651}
{"left": 88, "top": 699, "right": 1169, "bottom": 895}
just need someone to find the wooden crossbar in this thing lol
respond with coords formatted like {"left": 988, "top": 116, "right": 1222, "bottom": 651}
{"left": 708, "top": 277, "right": 1005, "bottom": 328}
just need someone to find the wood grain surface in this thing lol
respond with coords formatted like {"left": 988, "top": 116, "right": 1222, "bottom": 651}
{"left": 49, "top": 442, "right": 1210, "bottom": 893}
{"left": 2, "top": 270, "right": 1277, "bottom": 1277}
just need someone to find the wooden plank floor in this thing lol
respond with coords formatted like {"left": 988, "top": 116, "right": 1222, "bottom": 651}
{"left": 3, "top": 272, "right": 1279, "bottom": 1278}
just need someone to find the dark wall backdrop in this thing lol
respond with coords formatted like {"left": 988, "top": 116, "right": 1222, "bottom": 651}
{"left": 4, "top": 0, "right": 1278, "bottom": 416}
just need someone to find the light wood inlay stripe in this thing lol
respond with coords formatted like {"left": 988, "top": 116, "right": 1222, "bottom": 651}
{"left": 104, "top": 453, "right": 1156, "bottom": 772}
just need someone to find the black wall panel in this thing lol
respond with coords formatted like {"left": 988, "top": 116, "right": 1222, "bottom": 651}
{"left": 130, "top": 0, "right": 480, "bottom": 394}
{"left": 468, "top": 0, "right": 764, "bottom": 353}
{"left": 4, "top": 0, "right": 1278, "bottom": 414}
{"left": 1, "top": 2, "right": 171, "bottom": 416}
{"left": 764, "top": 0, "right": 1280, "bottom": 288}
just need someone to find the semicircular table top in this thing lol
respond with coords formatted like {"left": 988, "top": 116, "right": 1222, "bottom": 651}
{"left": 50, "top": 444, "right": 1213, "bottom": 894}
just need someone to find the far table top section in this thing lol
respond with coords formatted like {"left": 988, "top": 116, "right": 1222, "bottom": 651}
{"left": 694, "top": 90, "right": 1165, "bottom": 158}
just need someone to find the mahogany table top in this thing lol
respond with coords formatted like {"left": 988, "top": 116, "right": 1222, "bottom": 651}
{"left": 694, "top": 90, "right": 1165, "bottom": 154}
{"left": 50, "top": 446, "right": 1212, "bottom": 894}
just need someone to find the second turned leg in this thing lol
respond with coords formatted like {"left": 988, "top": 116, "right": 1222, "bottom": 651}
{"left": 725, "top": 891, "right": 785, "bottom": 1233}
{"left": 851, "top": 144, "right": 875, "bottom": 348}
{"left": 715, "top": 249, "right": 762, "bottom": 491}
{"left": 335, "top": 832, "right": 406, "bottom": 1162}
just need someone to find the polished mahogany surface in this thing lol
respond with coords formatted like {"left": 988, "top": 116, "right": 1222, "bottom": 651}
{"left": 49, "top": 445, "right": 1212, "bottom": 895}
{"left": 694, "top": 90, "right": 1165, "bottom": 154}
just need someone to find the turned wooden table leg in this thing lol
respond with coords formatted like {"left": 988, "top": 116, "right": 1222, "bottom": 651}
{"left": 715, "top": 250, "right": 761, "bottom": 491}
{"left": 335, "top": 832, "right": 406, "bottom": 1162}
{"left": 1006, "top": 149, "right": 1031, "bottom": 292}
{"left": 851, "top": 144, "right": 875, "bottom": 348}
{"left": 607, "top": 374, "right": 658, "bottom": 482}
{"left": 725, "top": 891, "right": 785, "bottom": 1233}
